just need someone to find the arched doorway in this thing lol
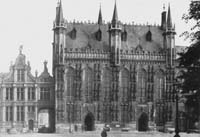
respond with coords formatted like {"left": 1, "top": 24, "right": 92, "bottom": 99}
{"left": 84, "top": 113, "right": 94, "bottom": 131}
{"left": 138, "top": 112, "right": 148, "bottom": 131}
{"left": 28, "top": 119, "right": 34, "bottom": 131}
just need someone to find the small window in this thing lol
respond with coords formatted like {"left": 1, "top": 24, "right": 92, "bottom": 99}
{"left": 17, "top": 69, "right": 25, "bottom": 82}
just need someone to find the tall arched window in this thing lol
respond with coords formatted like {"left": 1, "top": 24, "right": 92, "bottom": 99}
{"left": 83, "top": 66, "right": 93, "bottom": 103}
{"left": 120, "top": 68, "right": 129, "bottom": 102}
{"left": 64, "top": 67, "right": 75, "bottom": 123}
{"left": 64, "top": 67, "right": 75, "bottom": 99}
{"left": 102, "top": 67, "right": 111, "bottom": 101}
{"left": 130, "top": 65, "right": 136, "bottom": 101}
{"left": 155, "top": 70, "right": 165, "bottom": 100}
{"left": 137, "top": 69, "right": 147, "bottom": 103}
{"left": 120, "top": 68, "right": 129, "bottom": 123}
{"left": 93, "top": 64, "right": 101, "bottom": 101}
{"left": 102, "top": 67, "right": 111, "bottom": 122}
{"left": 74, "top": 64, "right": 82, "bottom": 101}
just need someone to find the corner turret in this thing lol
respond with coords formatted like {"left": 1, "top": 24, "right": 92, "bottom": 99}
{"left": 53, "top": 0, "right": 66, "bottom": 76}
{"left": 108, "top": 1, "right": 122, "bottom": 66}
{"left": 163, "top": 4, "right": 176, "bottom": 67}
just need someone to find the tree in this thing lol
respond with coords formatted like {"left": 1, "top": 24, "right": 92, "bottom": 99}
{"left": 178, "top": 1, "right": 200, "bottom": 129}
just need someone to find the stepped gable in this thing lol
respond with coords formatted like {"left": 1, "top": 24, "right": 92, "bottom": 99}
{"left": 65, "top": 22, "right": 164, "bottom": 52}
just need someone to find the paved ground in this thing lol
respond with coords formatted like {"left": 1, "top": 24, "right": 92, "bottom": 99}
{"left": 0, "top": 131, "right": 199, "bottom": 137}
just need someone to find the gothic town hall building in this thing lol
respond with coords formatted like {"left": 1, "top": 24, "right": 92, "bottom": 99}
{"left": 53, "top": 1, "right": 181, "bottom": 132}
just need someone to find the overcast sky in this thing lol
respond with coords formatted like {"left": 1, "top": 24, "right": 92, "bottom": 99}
{"left": 0, "top": 0, "right": 191, "bottom": 75}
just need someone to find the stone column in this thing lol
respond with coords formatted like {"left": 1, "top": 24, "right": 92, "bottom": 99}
{"left": 35, "top": 84, "right": 39, "bottom": 129}
{"left": 35, "top": 106, "right": 38, "bottom": 129}
{"left": 24, "top": 106, "right": 28, "bottom": 127}
{"left": 13, "top": 104, "right": 17, "bottom": 126}
{"left": 25, "top": 87, "right": 28, "bottom": 101}
{"left": 2, "top": 87, "right": 6, "bottom": 128}
{"left": 13, "top": 87, "right": 17, "bottom": 101}
{"left": 1, "top": 105, "right": 6, "bottom": 132}
{"left": 13, "top": 87, "right": 17, "bottom": 126}
{"left": 35, "top": 84, "right": 39, "bottom": 101}
{"left": 2, "top": 87, "right": 5, "bottom": 101}
{"left": 24, "top": 87, "right": 28, "bottom": 127}
{"left": 2, "top": 105, "right": 6, "bottom": 123}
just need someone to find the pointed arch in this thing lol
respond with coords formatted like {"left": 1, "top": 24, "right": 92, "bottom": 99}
{"left": 84, "top": 112, "right": 95, "bottom": 131}
{"left": 138, "top": 112, "right": 148, "bottom": 131}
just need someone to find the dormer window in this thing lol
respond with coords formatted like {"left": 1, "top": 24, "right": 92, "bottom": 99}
{"left": 17, "top": 69, "right": 25, "bottom": 82}
{"left": 95, "top": 29, "right": 102, "bottom": 41}
{"left": 146, "top": 26, "right": 152, "bottom": 42}
{"left": 121, "top": 30, "right": 127, "bottom": 41}
{"left": 70, "top": 27, "right": 77, "bottom": 40}
{"left": 146, "top": 31, "right": 152, "bottom": 41}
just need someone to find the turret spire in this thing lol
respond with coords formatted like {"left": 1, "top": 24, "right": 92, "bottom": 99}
{"left": 161, "top": 3, "right": 167, "bottom": 30}
{"left": 112, "top": 0, "right": 118, "bottom": 25}
{"left": 56, "top": 0, "right": 64, "bottom": 25}
{"left": 97, "top": 3, "right": 103, "bottom": 25}
{"left": 19, "top": 45, "right": 23, "bottom": 54}
{"left": 167, "top": 4, "right": 172, "bottom": 29}
{"left": 43, "top": 60, "right": 48, "bottom": 72}
{"left": 163, "top": 4, "right": 165, "bottom": 11}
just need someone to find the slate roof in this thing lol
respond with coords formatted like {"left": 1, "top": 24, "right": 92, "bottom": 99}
{"left": 64, "top": 22, "right": 164, "bottom": 52}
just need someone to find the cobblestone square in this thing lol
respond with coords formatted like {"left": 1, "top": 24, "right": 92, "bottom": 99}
{"left": 0, "top": 131, "right": 200, "bottom": 137}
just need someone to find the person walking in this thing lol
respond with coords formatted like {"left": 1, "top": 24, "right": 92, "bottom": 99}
{"left": 101, "top": 128, "right": 107, "bottom": 137}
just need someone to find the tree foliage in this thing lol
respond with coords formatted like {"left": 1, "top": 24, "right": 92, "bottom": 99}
{"left": 178, "top": 1, "right": 200, "bottom": 127}
{"left": 178, "top": 1, "right": 200, "bottom": 97}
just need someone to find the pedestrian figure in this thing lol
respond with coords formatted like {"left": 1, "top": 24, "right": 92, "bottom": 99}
{"left": 101, "top": 128, "right": 107, "bottom": 137}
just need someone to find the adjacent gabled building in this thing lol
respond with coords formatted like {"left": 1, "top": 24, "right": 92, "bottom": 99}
{"left": 0, "top": 48, "right": 54, "bottom": 133}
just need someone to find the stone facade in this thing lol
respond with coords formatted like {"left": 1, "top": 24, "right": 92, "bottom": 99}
{"left": 0, "top": 48, "right": 54, "bottom": 133}
{"left": 53, "top": 1, "right": 181, "bottom": 132}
